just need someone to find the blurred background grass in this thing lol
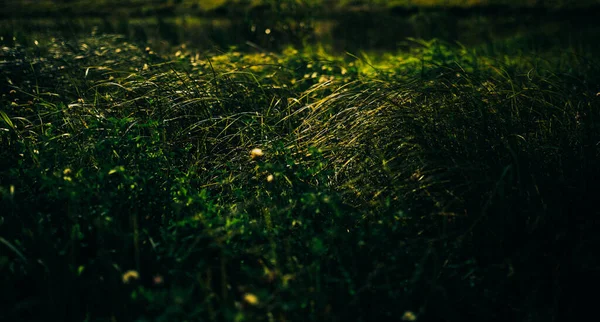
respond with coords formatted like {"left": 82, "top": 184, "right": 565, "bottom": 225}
{"left": 3, "top": 0, "right": 600, "bottom": 17}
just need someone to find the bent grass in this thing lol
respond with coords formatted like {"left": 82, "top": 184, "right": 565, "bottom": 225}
{"left": 1, "top": 33, "right": 599, "bottom": 321}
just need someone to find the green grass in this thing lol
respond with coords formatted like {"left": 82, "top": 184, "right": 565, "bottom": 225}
{"left": 1, "top": 28, "right": 600, "bottom": 321}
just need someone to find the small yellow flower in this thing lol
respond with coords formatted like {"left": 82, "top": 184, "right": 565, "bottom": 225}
{"left": 402, "top": 311, "right": 417, "bottom": 321}
{"left": 63, "top": 168, "right": 72, "bottom": 175}
{"left": 122, "top": 270, "right": 140, "bottom": 284}
{"left": 266, "top": 174, "right": 274, "bottom": 182}
{"left": 243, "top": 293, "right": 259, "bottom": 306}
{"left": 250, "top": 148, "right": 264, "bottom": 160}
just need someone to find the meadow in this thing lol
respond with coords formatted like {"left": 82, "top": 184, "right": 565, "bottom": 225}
{"left": 1, "top": 2, "right": 600, "bottom": 321}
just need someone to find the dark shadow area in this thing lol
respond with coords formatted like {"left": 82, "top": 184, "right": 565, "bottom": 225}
{"left": 1, "top": 9, "right": 598, "bottom": 53}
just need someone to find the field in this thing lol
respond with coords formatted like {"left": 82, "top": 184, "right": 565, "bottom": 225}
{"left": 1, "top": 1, "right": 600, "bottom": 321}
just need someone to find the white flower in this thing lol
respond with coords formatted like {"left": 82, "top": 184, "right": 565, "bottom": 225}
{"left": 250, "top": 148, "right": 264, "bottom": 159}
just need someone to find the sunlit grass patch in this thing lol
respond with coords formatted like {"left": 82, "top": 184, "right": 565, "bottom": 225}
{"left": 1, "top": 31, "right": 599, "bottom": 322}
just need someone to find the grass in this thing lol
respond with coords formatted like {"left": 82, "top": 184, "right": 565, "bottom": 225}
{"left": 3, "top": 0, "right": 600, "bottom": 18}
{"left": 1, "top": 25, "right": 600, "bottom": 321}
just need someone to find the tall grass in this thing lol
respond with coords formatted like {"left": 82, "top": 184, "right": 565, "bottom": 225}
{"left": 1, "top": 32, "right": 599, "bottom": 321}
